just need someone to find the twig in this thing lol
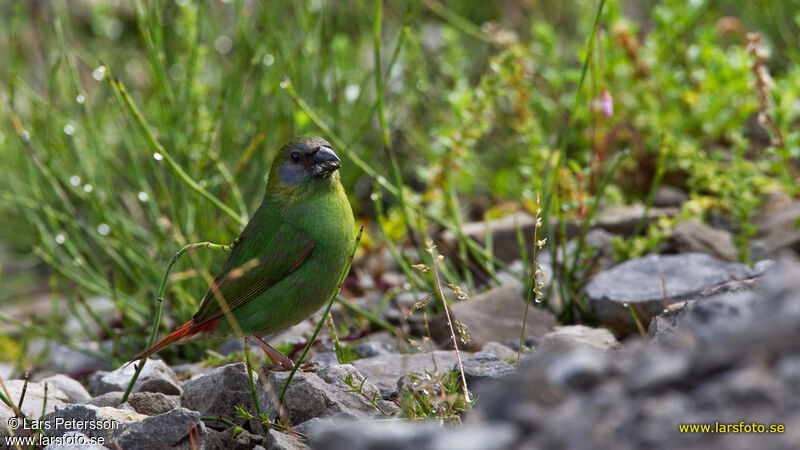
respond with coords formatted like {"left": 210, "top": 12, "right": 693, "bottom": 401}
{"left": 518, "top": 193, "right": 545, "bottom": 366}
{"left": 243, "top": 339, "right": 270, "bottom": 436}
{"left": 121, "top": 238, "right": 240, "bottom": 404}
{"left": 426, "top": 241, "right": 470, "bottom": 405}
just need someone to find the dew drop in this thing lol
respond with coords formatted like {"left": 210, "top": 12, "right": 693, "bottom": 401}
{"left": 55, "top": 234, "right": 66, "bottom": 245}
{"left": 104, "top": 18, "right": 123, "bottom": 40}
{"left": 76, "top": 94, "right": 85, "bottom": 104}
{"left": 344, "top": 84, "right": 360, "bottom": 102}
{"left": 70, "top": 175, "right": 81, "bottom": 186}
{"left": 137, "top": 191, "right": 150, "bottom": 202}
{"left": 262, "top": 54, "right": 275, "bottom": 67}
{"left": 622, "top": 303, "right": 629, "bottom": 308}
{"left": 63, "top": 124, "right": 75, "bottom": 136}
{"left": 153, "top": 152, "right": 164, "bottom": 161}
{"left": 92, "top": 66, "right": 106, "bottom": 81}
{"left": 168, "top": 63, "right": 185, "bottom": 80}
{"left": 199, "top": 180, "right": 207, "bottom": 188}
{"left": 20, "top": 130, "right": 30, "bottom": 142}
{"left": 214, "top": 35, "right": 233, "bottom": 54}
{"left": 535, "top": 298, "right": 542, "bottom": 303}
{"left": 308, "top": 0, "right": 323, "bottom": 12}
{"left": 83, "top": 184, "right": 93, "bottom": 193}
{"left": 369, "top": 193, "right": 378, "bottom": 201}
{"left": 97, "top": 223, "right": 111, "bottom": 236}
{"left": 279, "top": 80, "right": 289, "bottom": 89}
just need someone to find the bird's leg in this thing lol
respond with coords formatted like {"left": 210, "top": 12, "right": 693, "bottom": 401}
{"left": 249, "top": 336, "right": 294, "bottom": 372}
{"left": 249, "top": 335, "right": 320, "bottom": 374}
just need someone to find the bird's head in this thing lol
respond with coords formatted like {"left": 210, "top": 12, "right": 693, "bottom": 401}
{"left": 267, "top": 136, "right": 342, "bottom": 196}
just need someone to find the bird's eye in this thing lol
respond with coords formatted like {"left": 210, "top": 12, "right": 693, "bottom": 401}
{"left": 291, "top": 151, "right": 301, "bottom": 161}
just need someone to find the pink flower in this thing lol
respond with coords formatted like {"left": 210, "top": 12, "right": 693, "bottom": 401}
{"left": 601, "top": 89, "right": 613, "bottom": 117}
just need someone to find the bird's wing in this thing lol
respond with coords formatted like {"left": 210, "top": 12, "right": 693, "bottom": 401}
{"left": 191, "top": 216, "right": 315, "bottom": 325}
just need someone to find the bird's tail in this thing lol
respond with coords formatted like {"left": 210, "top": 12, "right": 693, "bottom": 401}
{"left": 130, "top": 319, "right": 218, "bottom": 362}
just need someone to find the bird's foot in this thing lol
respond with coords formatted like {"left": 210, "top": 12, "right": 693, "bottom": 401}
{"left": 259, "top": 363, "right": 290, "bottom": 377}
{"left": 299, "top": 361, "right": 319, "bottom": 373}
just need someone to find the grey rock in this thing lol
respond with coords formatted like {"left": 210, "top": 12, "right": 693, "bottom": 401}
{"left": 454, "top": 352, "right": 515, "bottom": 386}
{"left": 439, "top": 211, "right": 539, "bottom": 263}
{"left": 218, "top": 338, "right": 245, "bottom": 355}
{"left": 263, "top": 369, "right": 387, "bottom": 425}
{"left": 44, "top": 404, "right": 147, "bottom": 443}
{"left": 88, "top": 391, "right": 130, "bottom": 409}
{"left": 667, "top": 220, "right": 738, "bottom": 262}
{"left": 308, "top": 351, "right": 340, "bottom": 368}
{"left": 316, "top": 364, "right": 398, "bottom": 414}
{"left": 396, "top": 372, "right": 443, "bottom": 398}
{"left": 39, "top": 374, "right": 92, "bottom": 404}
{"left": 115, "top": 407, "right": 208, "bottom": 449}
{"left": 316, "top": 364, "right": 376, "bottom": 395}
{"left": 379, "top": 270, "right": 407, "bottom": 289}
{"left": 43, "top": 431, "right": 106, "bottom": 449}
{"left": 181, "top": 362, "right": 270, "bottom": 428}
{"left": 270, "top": 430, "right": 308, "bottom": 450}
{"left": 428, "top": 424, "right": 518, "bottom": 450}
{"left": 293, "top": 417, "right": 336, "bottom": 436}
{"left": 585, "top": 253, "right": 754, "bottom": 335}
{"left": 470, "top": 260, "right": 800, "bottom": 450}
{"left": 311, "top": 420, "right": 518, "bottom": 450}
{"left": 646, "top": 303, "right": 689, "bottom": 340}
{"left": 626, "top": 338, "right": 694, "bottom": 392}
{"left": 89, "top": 358, "right": 181, "bottom": 396}
{"left": 653, "top": 186, "right": 689, "bottom": 207}
{"left": 383, "top": 292, "right": 429, "bottom": 337}
{"left": 583, "top": 228, "right": 617, "bottom": 272}
{"left": 594, "top": 204, "right": 679, "bottom": 236}
{"left": 171, "top": 362, "right": 216, "bottom": 379}
{"left": 125, "top": 391, "right": 180, "bottom": 416}
{"left": 352, "top": 351, "right": 459, "bottom": 398}
{"left": 647, "top": 291, "right": 756, "bottom": 342}
{"left": 540, "top": 342, "right": 609, "bottom": 390}
{"left": 754, "top": 199, "right": 800, "bottom": 256}
{"left": 431, "top": 278, "right": 556, "bottom": 350}
{"left": 481, "top": 341, "right": 518, "bottom": 361}
{"left": 363, "top": 248, "right": 400, "bottom": 279}
{"left": 39, "top": 342, "right": 113, "bottom": 375}
{"left": 353, "top": 341, "right": 395, "bottom": 358}
{"left": 0, "top": 380, "right": 68, "bottom": 421}
{"left": 540, "top": 325, "right": 621, "bottom": 351}
{"left": 208, "top": 425, "right": 270, "bottom": 450}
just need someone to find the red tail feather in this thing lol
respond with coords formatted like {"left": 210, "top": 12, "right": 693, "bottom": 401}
{"left": 131, "top": 319, "right": 219, "bottom": 361}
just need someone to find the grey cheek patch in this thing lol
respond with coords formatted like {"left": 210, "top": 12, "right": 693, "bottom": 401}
{"left": 279, "top": 161, "right": 307, "bottom": 186}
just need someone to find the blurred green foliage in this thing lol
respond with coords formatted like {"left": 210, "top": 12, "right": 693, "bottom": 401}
{"left": 0, "top": 0, "right": 797, "bottom": 363}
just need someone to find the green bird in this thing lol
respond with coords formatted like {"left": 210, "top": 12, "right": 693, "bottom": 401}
{"left": 132, "top": 136, "right": 355, "bottom": 370}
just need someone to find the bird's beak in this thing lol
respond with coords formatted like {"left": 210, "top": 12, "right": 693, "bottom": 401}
{"left": 313, "top": 146, "right": 341, "bottom": 176}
